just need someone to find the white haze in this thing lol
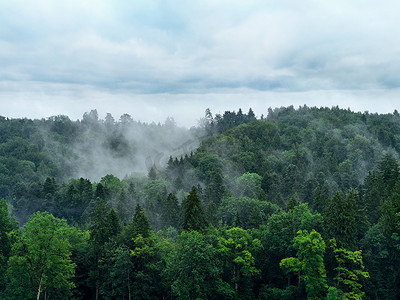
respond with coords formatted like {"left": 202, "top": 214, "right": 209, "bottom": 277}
{"left": 57, "top": 111, "right": 203, "bottom": 181}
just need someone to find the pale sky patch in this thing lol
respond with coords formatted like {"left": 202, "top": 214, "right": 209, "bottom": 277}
{"left": 1, "top": 0, "right": 400, "bottom": 125}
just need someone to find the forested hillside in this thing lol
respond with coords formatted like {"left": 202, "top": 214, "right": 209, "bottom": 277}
{"left": 1, "top": 106, "right": 400, "bottom": 299}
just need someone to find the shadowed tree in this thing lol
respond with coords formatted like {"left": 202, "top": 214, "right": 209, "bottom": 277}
{"left": 182, "top": 186, "right": 208, "bottom": 232}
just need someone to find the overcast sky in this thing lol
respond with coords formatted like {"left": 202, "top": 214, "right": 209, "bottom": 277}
{"left": 1, "top": 0, "right": 400, "bottom": 126}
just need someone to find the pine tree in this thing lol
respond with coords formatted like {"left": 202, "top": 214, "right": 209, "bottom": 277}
{"left": 248, "top": 206, "right": 262, "bottom": 229}
{"left": 123, "top": 204, "right": 152, "bottom": 249}
{"left": 205, "top": 200, "right": 219, "bottom": 227}
{"left": 94, "top": 183, "right": 105, "bottom": 201}
{"left": 233, "top": 210, "right": 242, "bottom": 228}
{"left": 88, "top": 199, "right": 115, "bottom": 299}
{"left": 324, "top": 190, "right": 366, "bottom": 250}
{"left": 182, "top": 186, "right": 208, "bottom": 232}
{"left": 286, "top": 195, "right": 299, "bottom": 211}
{"left": 107, "top": 209, "right": 121, "bottom": 238}
{"left": 312, "top": 185, "right": 329, "bottom": 214}
{"left": 378, "top": 154, "right": 400, "bottom": 197}
{"left": 148, "top": 166, "right": 157, "bottom": 180}
{"left": 161, "top": 193, "right": 180, "bottom": 229}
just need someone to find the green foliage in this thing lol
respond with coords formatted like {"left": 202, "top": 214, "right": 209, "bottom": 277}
{"left": 280, "top": 230, "right": 328, "bottom": 299}
{"left": 218, "top": 227, "right": 261, "bottom": 297}
{"left": 3, "top": 107, "right": 400, "bottom": 298}
{"left": 0, "top": 199, "right": 18, "bottom": 295}
{"left": 160, "top": 193, "right": 181, "bottom": 229}
{"left": 324, "top": 190, "right": 367, "bottom": 250}
{"left": 235, "top": 172, "right": 263, "bottom": 198}
{"left": 330, "top": 238, "right": 369, "bottom": 299}
{"left": 360, "top": 223, "right": 388, "bottom": 299}
{"left": 219, "top": 196, "right": 280, "bottom": 228}
{"left": 6, "top": 212, "right": 75, "bottom": 299}
{"left": 165, "top": 231, "right": 232, "bottom": 299}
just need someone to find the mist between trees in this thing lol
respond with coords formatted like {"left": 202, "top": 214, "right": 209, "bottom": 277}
{"left": 1, "top": 105, "right": 400, "bottom": 299}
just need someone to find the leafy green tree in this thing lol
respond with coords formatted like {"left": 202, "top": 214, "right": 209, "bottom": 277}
{"left": 0, "top": 198, "right": 17, "bottom": 295}
{"left": 280, "top": 230, "right": 328, "bottom": 299}
{"left": 94, "top": 183, "right": 106, "bottom": 201}
{"left": 361, "top": 171, "right": 383, "bottom": 224}
{"left": 165, "top": 231, "right": 232, "bottom": 299}
{"left": 66, "top": 226, "right": 91, "bottom": 299}
{"left": 218, "top": 227, "right": 261, "bottom": 298}
{"left": 6, "top": 212, "right": 75, "bottom": 300}
{"left": 257, "top": 203, "right": 323, "bottom": 289}
{"left": 129, "top": 233, "right": 161, "bottom": 299}
{"left": 182, "top": 186, "right": 208, "bottom": 232}
{"left": 219, "top": 196, "right": 279, "bottom": 229}
{"left": 235, "top": 172, "right": 262, "bottom": 198}
{"left": 330, "top": 238, "right": 369, "bottom": 299}
{"left": 380, "top": 191, "right": 400, "bottom": 235}
{"left": 205, "top": 170, "right": 226, "bottom": 205}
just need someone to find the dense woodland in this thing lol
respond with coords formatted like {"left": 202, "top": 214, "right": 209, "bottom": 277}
{"left": 1, "top": 106, "right": 400, "bottom": 299}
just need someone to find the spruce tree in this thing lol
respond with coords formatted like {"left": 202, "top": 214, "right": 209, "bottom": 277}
{"left": 324, "top": 190, "right": 366, "bottom": 250}
{"left": 124, "top": 203, "right": 152, "bottom": 249}
{"left": 182, "top": 186, "right": 208, "bottom": 232}
{"left": 161, "top": 193, "right": 180, "bottom": 229}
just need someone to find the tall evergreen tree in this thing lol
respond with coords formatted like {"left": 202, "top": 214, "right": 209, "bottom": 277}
{"left": 182, "top": 186, "right": 208, "bottom": 232}
{"left": 324, "top": 190, "right": 366, "bottom": 250}
{"left": 161, "top": 193, "right": 180, "bottom": 229}
{"left": 88, "top": 199, "right": 116, "bottom": 300}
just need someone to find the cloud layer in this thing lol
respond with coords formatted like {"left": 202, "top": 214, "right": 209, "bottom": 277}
{"left": 1, "top": 0, "right": 400, "bottom": 125}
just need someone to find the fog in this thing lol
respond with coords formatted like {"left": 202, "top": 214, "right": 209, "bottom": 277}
{"left": 46, "top": 110, "right": 204, "bottom": 182}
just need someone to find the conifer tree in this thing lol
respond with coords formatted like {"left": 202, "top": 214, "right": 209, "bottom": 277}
{"left": 182, "top": 186, "right": 208, "bottom": 232}
{"left": 107, "top": 208, "right": 121, "bottom": 238}
{"left": 131, "top": 203, "right": 151, "bottom": 238}
{"left": 88, "top": 199, "right": 118, "bottom": 299}
{"left": 161, "top": 193, "right": 180, "bottom": 229}
{"left": 324, "top": 190, "right": 366, "bottom": 250}
{"left": 233, "top": 210, "right": 242, "bottom": 228}
{"left": 286, "top": 195, "right": 299, "bottom": 211}
{"left": 148, "top": 166, "right": 157, "bottom": 180}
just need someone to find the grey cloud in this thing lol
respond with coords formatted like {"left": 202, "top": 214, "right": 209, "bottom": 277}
{"left": 1, "top": 0, "right": 400, "bottom": 120}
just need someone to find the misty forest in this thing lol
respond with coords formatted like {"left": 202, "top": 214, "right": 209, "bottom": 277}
{"left": 2, "top": 105, "right": 400, "bottom": 299}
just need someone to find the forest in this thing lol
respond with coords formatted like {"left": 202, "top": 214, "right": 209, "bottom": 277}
{"left": 1, "top": 105, "right": 400, "bottom": 299}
